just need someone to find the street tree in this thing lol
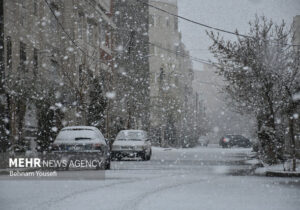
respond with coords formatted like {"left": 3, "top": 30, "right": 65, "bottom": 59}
{"left": 208, "top": 15, "right": 300, "bottom": 164}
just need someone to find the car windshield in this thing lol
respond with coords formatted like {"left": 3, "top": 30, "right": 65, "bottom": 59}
{"left": 116, "top": 131, "right": 145, "bottom": 141}
{"left": 55, "top": 129, "right": 97, "bottom": 141}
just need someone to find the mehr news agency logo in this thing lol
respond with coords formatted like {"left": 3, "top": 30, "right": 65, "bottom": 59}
{"left": 8, "top": 158, "right": 104, "bottom": 177}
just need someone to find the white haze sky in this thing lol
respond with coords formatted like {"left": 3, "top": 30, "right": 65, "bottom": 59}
{"left": 177, "top": 0, "right": 300, "bottom": 71}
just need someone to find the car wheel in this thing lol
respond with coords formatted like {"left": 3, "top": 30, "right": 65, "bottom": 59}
{"left": 95, "top": 164, "right": 101, "bottom": 170}
{"left": 141, "top": 152, "right": 147, "bottom": 161}
{"left": 65, "top": 160, "right": 70, "bottom": 171}
{"left": 146, "top": 149, "right": 152, "bottom": 161}
{"left": 104, "top": 160, "right": 111, "bottom": 170}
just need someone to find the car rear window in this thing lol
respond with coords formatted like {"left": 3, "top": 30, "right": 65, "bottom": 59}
{"left": 55, "top": 129, "right": 97, "bottom": 141}
{"left": 116, "top": 131, "right": 146, "bottom": 141}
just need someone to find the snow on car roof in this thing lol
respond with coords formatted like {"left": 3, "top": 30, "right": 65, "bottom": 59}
{"left": 120, "top": 130, "right": 146, "bottom": 133}
{"left": 62, "top": 126, "right": 98, "bottom": 131}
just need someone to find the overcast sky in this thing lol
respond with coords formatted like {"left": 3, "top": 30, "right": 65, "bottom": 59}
{"left": 177, "top": 0, "right": 300, "bottom": 71}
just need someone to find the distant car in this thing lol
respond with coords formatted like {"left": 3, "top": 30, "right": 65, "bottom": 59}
{"left": 219, "top": 135, "right": 251, "bottom": 148}
{"left": 198, "top": 136, "right": 209, "bottom": 147}
{"left": 0, "top": 140, "right": 11, "bottom": 153}
{"left": 7, "top": 144, "right": 25, "bottom": 155}
{"left": 112, "top": 130, "right": 152, "bottom": 161}
{"left": 51, "top": 126, "right": 111, "bottom": 170}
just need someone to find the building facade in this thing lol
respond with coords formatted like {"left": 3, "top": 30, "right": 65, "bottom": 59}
{"left": 148, "top": 0, "right": 195, "bottom": 146}
{"left": 0, "top": 0, "right": 115, "bottom": 149}
{"left": 113, "top": 0, "right": 150, "bottom": 132}
{"left": 293, "top": 15, "right": 300, "bottom": 48}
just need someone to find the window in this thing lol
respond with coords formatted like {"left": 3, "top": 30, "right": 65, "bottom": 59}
{"left": 159, "top": 67, "right": 164, "bottom": 82}
{"left": 33, "top": 48, "right": 38, "bottom": 76}
{"left": 50, "top": 3, "right": 59, "bottom": 33}
{"left": 33, "top": 0, "right": 38, "bottom": 16}
{"left": 175, "top": 77, "right": 179, "bottom": 87}
{"left": 106, "top": 30, "right": 111, "bottom": 48}
{"left": 154, "top": 46, "right": 157, "bottom": 55}
{"left": 49, "top": 59, "right": 60, "bottom": 81}
{"left": 6, "top": 36, "right": 12, "bottom": 70}
{"left": 20, "top": 42, "right": 27, "bottom": 71}
{"left": 79, "top": 64, "right": 84, "bottom": 89}
{"left": 174, "top": 17, "right": 178, "bottom": 31}
{"left": 78, "top": 12, "right": 84, "bottom": 40}
{"left": 99, "top": 23, "right": 106, "bottom": 46}
{"left": 20, "top": 1, "right": 26, "bottom": 26}
{"left": 150, "top": 45, "right": 154, "bottom": 55}
{"left": 166, "top": 17, "right": 170, "bottom": 27}
{"left": 176, "top": 46, "right": 180, "bottom": 58}
{"left": 157, "top": 16, "right": 161, "bottom": 26}
{"left": 87, "top": 23, "right": 94, "bottom": 44}
{"left": 149, "top": 15, "right": 154, "bottom": 27}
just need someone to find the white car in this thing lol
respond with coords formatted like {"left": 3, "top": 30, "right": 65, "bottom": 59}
{"left": 198, "top": 136, "right": 209, "bottom": 147}
{"left": 112, "top": 130, "right": 152, "bottom": 161}
{"left": 51, "top": 126, "right": 111, "bottom": 170}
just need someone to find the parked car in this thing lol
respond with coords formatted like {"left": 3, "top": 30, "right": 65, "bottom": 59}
{"left": 0, "top": 140, "right": 11, "bottom": 153}
{"left": 51, "top": 126, "right": 111, "bottom": 170}
{"left": 7, "top": 144, "right": 25, "bottom": 155}
{"left": 112, "top": 130, "right": 152, "bottom": 161}
{"left": 251, "top": 138, "right": 259, "bottom": 152}
{"left": 219, "top": 134, "right": 251, "bottom": 148}
{"left": 198, "top": 136, "right": 209, "bottom": 147}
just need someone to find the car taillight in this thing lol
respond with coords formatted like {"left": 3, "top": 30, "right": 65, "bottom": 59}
{"left": 223, "top": 138, "right": 229, "bottom": 143}
{"left": 93, "top": 143, "right": 103, "bottom": 150}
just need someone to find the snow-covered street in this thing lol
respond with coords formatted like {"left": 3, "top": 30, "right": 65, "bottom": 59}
{"left": 1, "top": 145, "right": 300, "bottom": 210}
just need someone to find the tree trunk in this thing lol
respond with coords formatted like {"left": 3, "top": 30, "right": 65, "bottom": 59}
{"left": 257, "top": 113, "right": 279, "bottom": 164}
{"left": 288, "top": 114, "right": 296, "bottom": 171}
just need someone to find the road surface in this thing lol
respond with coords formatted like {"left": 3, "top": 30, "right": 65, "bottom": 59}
{"left": 1, "top": 145, "right": 300, "bottom": 210}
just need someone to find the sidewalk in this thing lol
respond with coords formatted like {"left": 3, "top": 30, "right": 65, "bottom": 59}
{"left": 255, "top": 162, "right": 300, "bottom": 177}
{"left": 245, "top": 158, "right": 300, "bottom": 177}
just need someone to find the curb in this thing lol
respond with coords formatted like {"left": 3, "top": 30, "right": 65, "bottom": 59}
{"left": 266, "top": 171, "right": 300, "bottom": 177}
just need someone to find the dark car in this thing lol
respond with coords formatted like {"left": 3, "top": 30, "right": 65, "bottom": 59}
{"left": 51, "top": 126, "right": 111, "bottom": 170}
{"left": 219, "top": 135, "right": 251, "bottom": 148}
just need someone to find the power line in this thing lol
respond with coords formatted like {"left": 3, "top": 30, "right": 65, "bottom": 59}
{"left": 137, "top": 0, "right": 251, "bottom": 38}
{"left": 148, "top": 41, "right": 217, "bottom": 66}
{"left": 44, "top": 0, "right": 109, "bottom": 68}
{"left": 136, "top": 0, "right": 300, "bottom": 47}
{"left": 44, "top": 0, "right": 86, "bottom": 57}
{"left": 83, "top": 0, "right": 219, "bottom": 65}
{"left": 45, "top": 0, "right": 217, "bottom": 69}
{"left": 83, "top": 1, "right": 218, "bottom": 65}
{"left": 114, "top": 27, "right": 216, "bottom": 65}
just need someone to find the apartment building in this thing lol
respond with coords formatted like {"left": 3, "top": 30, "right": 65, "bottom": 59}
{"left": 148, "top": 0, "right": 195, "bottom": 146}
{"left": 0, "top": 0, "right": 115, "bottom": 148}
